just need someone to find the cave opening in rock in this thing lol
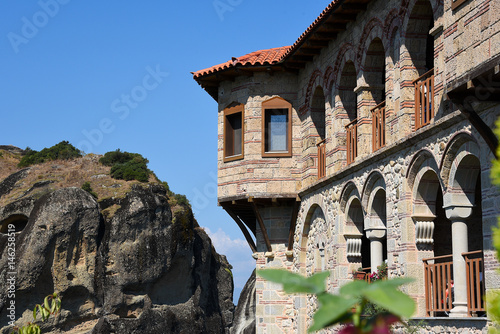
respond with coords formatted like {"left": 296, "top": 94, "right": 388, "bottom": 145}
{"left": 0, "top": 214, "right": 29, "bottom": 233}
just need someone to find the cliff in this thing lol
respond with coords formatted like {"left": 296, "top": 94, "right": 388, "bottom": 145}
{"left": 0, "top": 147, "right": 234, "bottom": 333}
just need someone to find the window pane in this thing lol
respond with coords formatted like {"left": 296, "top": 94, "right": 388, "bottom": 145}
{"left": 226, "top": 112, "right": 242, "bottom": 157}
{"left": 230, "top": 113, "right": 242, "bottom": 156}
{"left": 266, "top": 109, "right": 288, "bottom": 152}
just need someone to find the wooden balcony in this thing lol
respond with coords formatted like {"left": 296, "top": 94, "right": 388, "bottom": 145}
{"left": 423, "top": 251, "right": 484, "bottom": 317}
{"left": 371, "top": 101, "right": 386, "bottom": 152}
{"left": 414, "top": 68, "right": 434, "bottom": 130}
{"left": 317, "top": 139, "right": 326, "bottom": 179}
{"left": 346, "top": 118, "right": 357, "bottom": 165}
{"left": 353, "top": 267, "right": 371, "bottom": 283}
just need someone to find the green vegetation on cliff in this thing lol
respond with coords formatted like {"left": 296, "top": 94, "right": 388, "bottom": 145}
{"left": 99, "top": 149, "right": 150, "bottom": 182}
{"left": 18, "top": 141, "right": 82, "bottom": 168}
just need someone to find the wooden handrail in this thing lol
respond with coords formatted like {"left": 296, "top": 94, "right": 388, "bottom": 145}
{"left": 316, "top": 138, "right": 326, "bottom": 147}
{"left": 346, "top": 118, "right": 358, "bottom": 128}
{"left": 423, "top": 254, "right": 453, "bottom": 263}
{"left": 462, "top": 250, "right": 483, "bottom": 257}
{"left": 412, "top": 68, "right": 435, "bottom": 84}
{"left": 370, "top": 100, "right": 386, "bottom": 113}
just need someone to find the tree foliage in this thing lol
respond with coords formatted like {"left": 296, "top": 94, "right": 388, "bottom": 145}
{"left": 18, "top": 141, "right": 82, "bottom": 168}
{"left": 99, "top": 149, "right": 150, "bottom": 182}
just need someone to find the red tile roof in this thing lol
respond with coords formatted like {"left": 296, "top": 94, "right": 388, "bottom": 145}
{"left": 192, "top": 46, "right": 290, "bottom": 79}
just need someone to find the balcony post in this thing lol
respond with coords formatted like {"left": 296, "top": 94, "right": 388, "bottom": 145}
{"left": 444, "top": 204, "right": 474, "bottom": 317}
{"left": 366, "top": 227, "right": 386, "bottom": 273}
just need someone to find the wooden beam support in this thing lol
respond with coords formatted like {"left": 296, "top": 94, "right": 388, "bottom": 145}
{"left": 323, "top": 23, "right": 347, "bottom": 31}
{"left": 305, "top": 39, "right": 330, "bottom": 48}
{"left": 314, "top": 32, "right": 338, "bottom": 40}
{"left": 448, "top": 96, "right": 498, "bottom": 158}
{"left": 223, "top": 206, "right": 257, "bottom": 253}
{"left": 297, "top": 47, "right": 322, "bottom": 56}
{"left": 287, "top": 199, "right": 301, "bottom": 251}
{"left": 331, "top": 13, "right": 358, "bottom": 22}
{"left": 341, "top": 3, "right": 368, "bottom": 11}
{"left": 251, "top": 202, "right": 273, "bottom": 252}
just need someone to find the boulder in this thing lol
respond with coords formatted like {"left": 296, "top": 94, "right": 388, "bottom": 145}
{"left": 0, "top": 184, "right": 234, "bottom": 333}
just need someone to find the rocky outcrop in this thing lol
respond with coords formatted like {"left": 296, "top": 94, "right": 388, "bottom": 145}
{"left": 231, "top": 270, "right": 255, "bottom": 334}
{"left": 0, "top": 183, "right": 234, "bottom": 333}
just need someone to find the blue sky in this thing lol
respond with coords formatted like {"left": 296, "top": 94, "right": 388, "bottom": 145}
{"left": 0, "top": 0, "right": 331, "bottom": 302}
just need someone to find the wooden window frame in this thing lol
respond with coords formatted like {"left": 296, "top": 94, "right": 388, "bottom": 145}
{"left": 223, "top": 104, "right": 244, "bottom": 162}
{"left": 261, "top": 97, "right": 293, "bottom": 158}
{"left": 451, "top": 0, "right": 468, "bottom": 10}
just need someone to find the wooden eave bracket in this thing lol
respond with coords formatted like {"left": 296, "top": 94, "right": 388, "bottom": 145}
{"left": 222, "top": 205, "right": 257, "bottom": 253}
{"left": 251, "top": 200, "right": 273, "bottom": 252}
{"left": 446, "top": 62, "right": 500, "bottom": 158}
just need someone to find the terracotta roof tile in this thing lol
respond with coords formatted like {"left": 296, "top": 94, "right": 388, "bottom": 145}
{"left": 192, "top": 46, "right": 290, "bottom": 79}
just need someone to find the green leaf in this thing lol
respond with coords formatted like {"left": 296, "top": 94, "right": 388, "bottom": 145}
{"left": 308, "top": 294, "right": 357, "bottom": 332}
{"left": 44, "top": 295, "right": 50, "bottom": 311}
{"left": 363, "top": 281, "right": 415, "bottom": 318}
{"left": 258, "top": 269, "right": 328, "bottom": 294}
{"left": 339, "top": 279, "right": 369, "bottom": 298}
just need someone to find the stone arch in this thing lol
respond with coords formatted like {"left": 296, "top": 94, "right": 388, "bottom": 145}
{"left": 361, "top": 37, "right": 387, "bottom": 105}
{"left": 331, "top": 43, "right": 357, "bottom": 97}
{"left": 338, "top": 61, "right": 358, "bottom": 122}
{"left": 0, "top": 214, "right": 29, "bottom": 233}
{"left": 299, "top": 203, "right": 326, "bottom": 276}
{"left": 445, "top": 144, "right": 481, "bottom": 209}
{"left": 361, "top": 171, "right": 386, "bottom": 213}
{"left": 304, "top": 70, "right": 324, "bottom": 111}
{"left": 406, "top": 148, "right": 441, "bottom": 191}
{"left": 440, "top": 132, "right": 479, "bottom": 189}
{"left": 311, "top": 85, "right": 326, "bottom": 141}
{"left": 361, "top": 171, "right": 387, "bottom": 272}
{"left": 403, "top": 0, "right": 435, "bottom": 77}
{"left": 356, "top": 17, "right": 385, "bottom": 68}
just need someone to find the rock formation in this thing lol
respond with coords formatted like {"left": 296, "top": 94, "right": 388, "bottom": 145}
{"left": 231, "top": 271, "right": 255, "bottom": 334}
{"left": 0, "top": 152, "right": 234, "bottom": 333}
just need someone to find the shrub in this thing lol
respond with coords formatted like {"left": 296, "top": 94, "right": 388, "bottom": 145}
{"left": 100, "top": 149, "right": 150, "bottom": 182}
{"left": 173, "top": 193, "right": 190, "bottom": 207}
{"left": 81, "top": 181, "right": 98, "bottom": 199}
{"left": 18, "top": 141, "right": 82, "bottom": 168}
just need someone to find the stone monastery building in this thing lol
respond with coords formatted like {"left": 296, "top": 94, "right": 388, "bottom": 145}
{"left": 194, "top": 0, "right": 500, "bottom": 332}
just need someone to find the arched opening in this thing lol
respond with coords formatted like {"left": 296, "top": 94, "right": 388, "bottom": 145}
{"left": 369, "top": 188, "right": 387, "bottom": 269}
{"left": 311, "top": 86, "right": 326, "bottom": 141}
{"left": 339, "top": 61, "right": 357, "bottom": 122}
{"left": 339, "top": 61, "right": 358, "bottom": 163}
{"left": 364, "top": 37, "right": 386, "bottom": 104}
{"left": 406, "top": 0, "right": 435, "bottom": 129}
{"left": 406, "top": 0, "right": 434, "bottom": 76}
{"left": 311, "top": 87, "right": 327, "bottom": 179}
{"left": 345, "top": 198, "right": 370, "bottom": 269}
{"left": 0, "top": 214, "right": 29, "bottom": 234}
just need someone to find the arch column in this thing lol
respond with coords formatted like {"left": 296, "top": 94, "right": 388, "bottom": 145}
{"left": 444, "top": 204, "right": 473, "bottom": 317}
{"left": 365, "top": 227, "right": 386, "bottom": 273}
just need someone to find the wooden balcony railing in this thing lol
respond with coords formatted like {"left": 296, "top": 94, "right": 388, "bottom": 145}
{"left": 371, "top": 101, "right": 386, "bottom": 152}
{"left": 463, "top": 250, "right": 485, "bottom": 314}
{"left": 414, "top": 68, "right": 434, "bottom": 130}
{"left": 317, "top": 139, "right": 326, "bottom": 179}
{"left": 346, "top": 118, "right": 357, "bottom": 165}
{"left": 423, "top": 254, "right": 454, "bottom": 316}
{"left": 354, "top": 267, "right": 371, "bottom": 283}
{"left": 423, "top": 250, "right": 485, "bottom": 316}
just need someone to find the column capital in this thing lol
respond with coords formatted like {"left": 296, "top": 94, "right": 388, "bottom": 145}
{"left": 365, "top": 227, "right": 386, "bottom": 240}
{"left": 443, "top": 204, "right": 473, "bottom": 221}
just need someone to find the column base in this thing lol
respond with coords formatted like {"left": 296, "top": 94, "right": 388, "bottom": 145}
{"left": 449, "top": 304, "right": 469, "bottom": 318}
